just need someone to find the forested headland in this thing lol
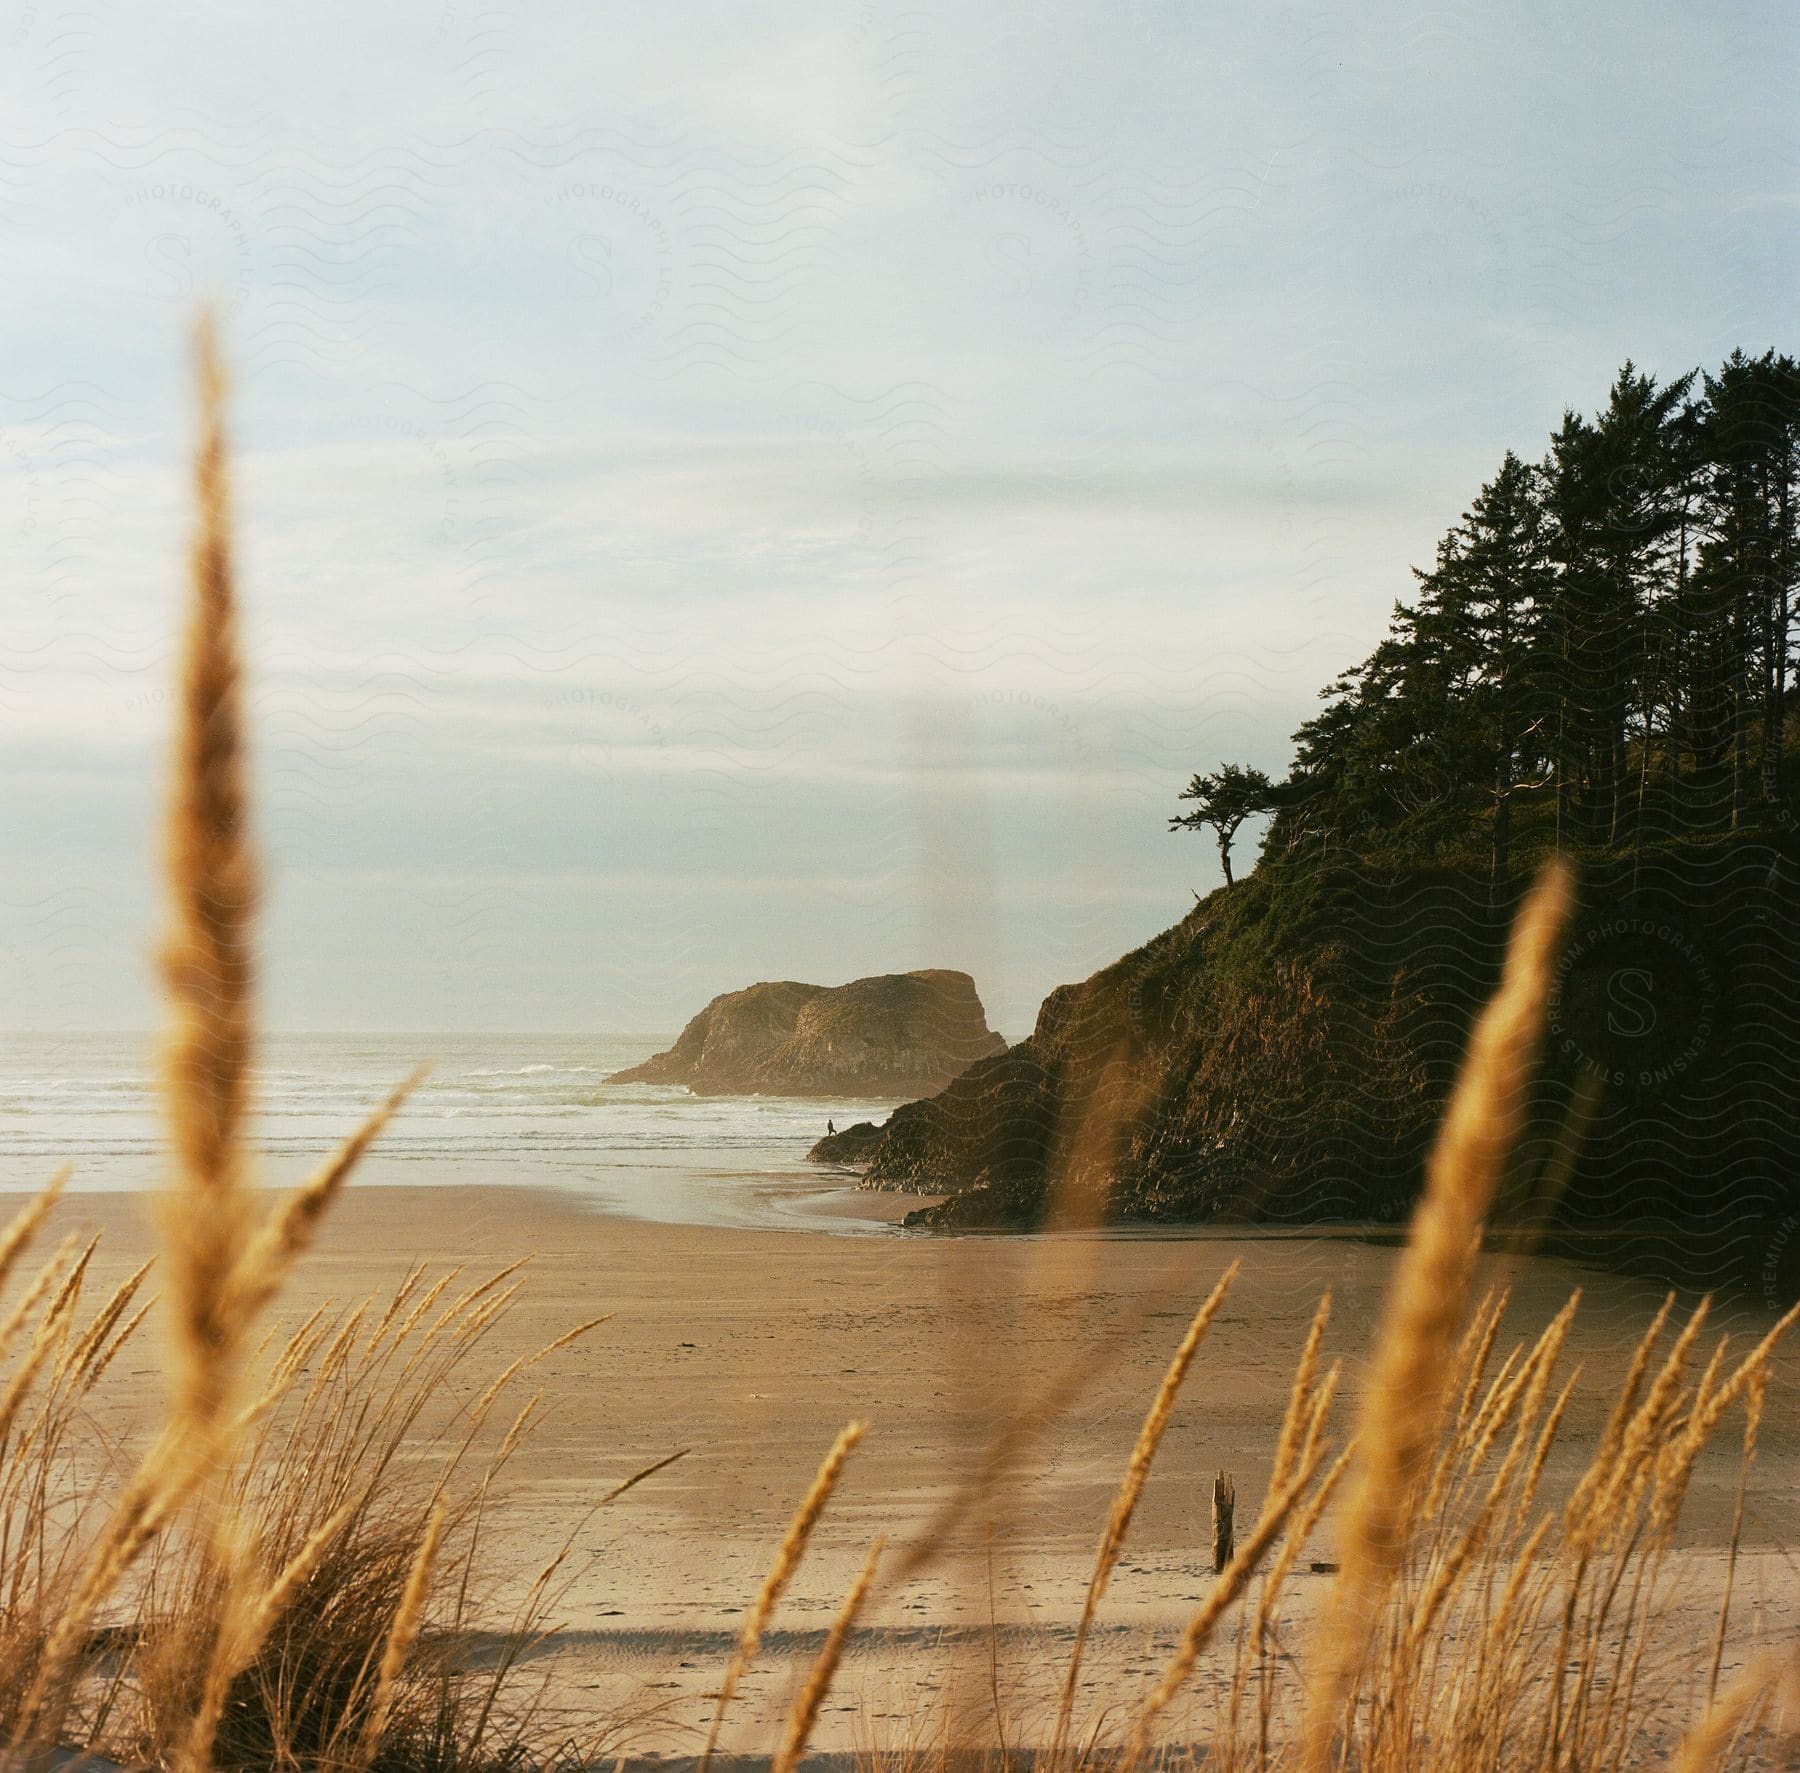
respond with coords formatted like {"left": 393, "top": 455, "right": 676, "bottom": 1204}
{"left": 813, "top": 352, "right": 1799, "bottom": 1286}
{"left": 1264, "top": 349, "right": 1796, "bottom": 885}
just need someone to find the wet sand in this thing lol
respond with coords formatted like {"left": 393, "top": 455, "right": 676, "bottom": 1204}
{"left": 15, "top": 1181, "right": 1797, "bottom": 1757}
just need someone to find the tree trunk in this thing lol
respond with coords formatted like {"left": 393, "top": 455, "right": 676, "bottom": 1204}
{"left": 1609, "top": 723, "right": 1626, "bottom": 845}
{"left": 1732, "top": 525, "right": 1751, "bottom": 830}
{"left": 1491, "top": 762, "right": 1511, "bottom": 905}
{"left": 1670, "top": 490, "right": 1689, "bottom": 826}
{"left": 1632, "top": 615, "right": 1656, "bottom": 887}
{"left": 1765, "top": 457, "right": 1792, "bottom": 802}
{"left": 1217, "top": 834, "right": 1234, "bottom": 888}
{"left": 1733, "top": 610, "right": 1750, "bottom": 830}
{"left": 1555, "top": 613, "right": 1572, "bottom": 851}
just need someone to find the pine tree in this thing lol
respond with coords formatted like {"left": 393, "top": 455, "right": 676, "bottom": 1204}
{"left": 1698, "top": 351, "right": 1800, "bottom": 823}
{"left": 1451, "top": 451, "right": 1553, "bottom": 898}
{"left": 1170, "top": 764, "right": 1276, "bottom": 886}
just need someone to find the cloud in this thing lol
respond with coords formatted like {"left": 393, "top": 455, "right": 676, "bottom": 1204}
{"left": 3, "top": 0, "right": 1794, "bottom": 1029}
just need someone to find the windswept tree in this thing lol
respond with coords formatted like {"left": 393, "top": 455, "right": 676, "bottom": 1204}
{"left": 1170, "top": 763, "right": 1276, "bottom": 887}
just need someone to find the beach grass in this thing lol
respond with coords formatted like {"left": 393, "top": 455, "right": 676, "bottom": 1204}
{"left": 0, "top": 323, "right": 1793, "bottom": 1770}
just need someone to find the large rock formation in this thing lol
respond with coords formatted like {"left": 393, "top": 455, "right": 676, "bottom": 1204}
{"left": 608, "top": 969, "right": 1006, "bottom": 1098}
{"left": 805, "top": 838, "right": 1800, "bottom": 1285}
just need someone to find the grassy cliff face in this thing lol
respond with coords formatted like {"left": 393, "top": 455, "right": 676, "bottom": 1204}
{"left": 825, "top": 833, "right": 1800, "bottom": 1235}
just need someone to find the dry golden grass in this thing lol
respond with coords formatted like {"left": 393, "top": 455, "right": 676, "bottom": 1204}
{"left": 703, "top": 1418, "right": 866, "bottom": 1770}
{"left": 774, "top": 1536, "right": 886, "bottom": 1773}
{"left": 1054, "top": 1262, "right": 1239, "bottom": 1753}
{"left": 1299, "top": 862, "right": 1574, "bottom": 1772}
{"left": 0, "top": 321, "right": 624, "bottom": 1773}
{"left": 0, "top": 322, "right": 1793, "bottom": 1773}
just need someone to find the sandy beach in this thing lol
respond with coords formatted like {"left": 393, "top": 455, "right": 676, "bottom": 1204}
{"left": 16, "top": 1177, "right": 1796, "bottom": 1757}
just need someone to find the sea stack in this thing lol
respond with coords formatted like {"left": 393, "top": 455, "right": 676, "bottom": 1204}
{"left": 608, "top": 969, "right": 1006, "bottom": 1098}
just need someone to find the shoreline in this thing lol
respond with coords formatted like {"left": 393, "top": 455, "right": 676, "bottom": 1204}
{"left": 0, "top": 1149, "right": 919, "bottom": 1237}
{"left": 806, "top": 1164, "right": 1800, "bottom": 1301}
{"left": 8, "top": 1151, "right": 1793, "bottom": 1297}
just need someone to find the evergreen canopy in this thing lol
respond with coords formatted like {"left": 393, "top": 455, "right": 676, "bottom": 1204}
{"left": 1184, "top": 351, "right": 1799, "bottom": 898}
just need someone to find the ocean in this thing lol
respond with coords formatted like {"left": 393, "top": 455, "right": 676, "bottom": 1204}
{"left": 0, "top": 1032, "right": 903, "bottom": 1233}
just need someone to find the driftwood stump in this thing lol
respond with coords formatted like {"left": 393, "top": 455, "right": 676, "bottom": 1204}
{"left": 1212, "top": 1469, "right": 1236, "bottom": 1573}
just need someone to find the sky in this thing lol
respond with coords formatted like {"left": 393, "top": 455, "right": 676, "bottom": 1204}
{"left": 2, "top": 2, "right": 1795, "bottom": 1036}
